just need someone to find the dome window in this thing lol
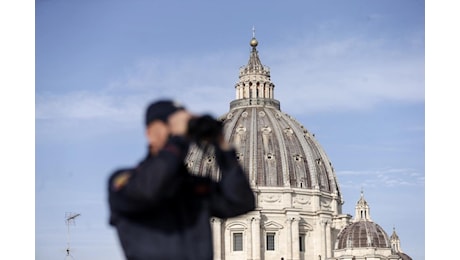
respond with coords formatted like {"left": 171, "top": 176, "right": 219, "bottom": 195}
{"left": 266, "top": 153, "right": 274, "bottom": 160}
{"left": 226, "top": 113, "right": 233, "bottom": 119}
{"left": 186, "top": 161, "right": 194, "bottom": 169}
{"left": 236, "top": 153, "right": 243, "bottom": 161}
{"left": 294, "top": 154, "right": 302, "bottom": 162}
{"left": 261, "top": 126, "right": 271, "bottom": 135}
{"left": 284, "top": 128, "right": 294, "bottom": 136}
{"left": 236, "top": 125, "right": 246, "bottom": 133}
{"left": 206, "top": 156, "right": 215, "bottom": 164}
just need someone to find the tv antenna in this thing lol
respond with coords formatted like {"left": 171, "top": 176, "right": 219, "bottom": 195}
{"left": 64, "top": 212, "right": 81, "bottom": 259}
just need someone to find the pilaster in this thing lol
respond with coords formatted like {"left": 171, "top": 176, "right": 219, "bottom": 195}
{"left": 211, "top": 218, "right": 222, "bottom": 260}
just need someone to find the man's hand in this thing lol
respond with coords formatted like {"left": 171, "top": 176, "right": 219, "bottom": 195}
{"left": 217, "top": 134, "right": 232, "bottom": 151}
{"left": 168, "top": 110, "right": 192, "bottom": 136}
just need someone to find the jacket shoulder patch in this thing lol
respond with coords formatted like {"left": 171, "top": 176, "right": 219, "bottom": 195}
{"left": 112, "top": 171, "right": 131, "bottom": 191}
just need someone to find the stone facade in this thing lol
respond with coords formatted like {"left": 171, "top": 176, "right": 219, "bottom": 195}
{"left": 207, "top": 187, "right": 350, "bottom": 260}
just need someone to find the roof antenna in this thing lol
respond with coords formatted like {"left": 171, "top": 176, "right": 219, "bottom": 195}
{"left": 252, "top": 25, "right": 256, "bottom": 38}
{"left": 65, "top": 212, "right": 81, "bottom": 259}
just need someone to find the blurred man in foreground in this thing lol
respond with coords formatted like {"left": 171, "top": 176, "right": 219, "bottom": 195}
{"left": 108, "top": 99, "right": 255, "bottom": 260}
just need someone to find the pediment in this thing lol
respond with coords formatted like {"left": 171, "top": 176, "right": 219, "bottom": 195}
{"left": 264, "top": 221, "right": 284, "bottom": 230}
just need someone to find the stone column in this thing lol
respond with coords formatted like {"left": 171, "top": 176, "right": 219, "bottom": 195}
{"left": 291, "top": 217, "right": 300, "bottom": 260}
{"left": 252, "top": 216, "right": 261, "bottom": 260}
{"left": 247, "top": 218, "right": 253, "bottom": 259}
{"left": 319, "top": 220, "right": 326, "bottom": 260}
{"left": 211, "top": 218, "right": 222, "bottom": 260}
{"left": 285, "top": 218, "right": 292, "bottom": 260}
{"left": 325, "top": 220, "right": 331, "bottom": 259}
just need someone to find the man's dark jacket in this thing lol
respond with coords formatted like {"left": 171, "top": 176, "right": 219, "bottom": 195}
{"left": 108, "top": 136, "right": 255, "bottom": 260}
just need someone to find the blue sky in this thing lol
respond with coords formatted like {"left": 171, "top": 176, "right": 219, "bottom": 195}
{"left": 6, "top": 0, "right": 458, "bottom": 259}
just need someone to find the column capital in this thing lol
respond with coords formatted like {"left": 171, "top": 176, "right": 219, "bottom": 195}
{"left": 320, "top": 219, "right": 331, "bottom": 226}
{"left": 211, "top": 217, "right": 222, "bottom": 223}
{"left": 250, "top": 216, "right": 261, "bottom": 221}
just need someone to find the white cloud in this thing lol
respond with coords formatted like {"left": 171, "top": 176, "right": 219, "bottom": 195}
{"left": 337, "top": 167, "right": 424, "bottom": 188}
{"left": 36, "top": 91, "right": 143, "bottom": 121}
{"left": 267, "top": 36, "right": 424, "bottom": 115}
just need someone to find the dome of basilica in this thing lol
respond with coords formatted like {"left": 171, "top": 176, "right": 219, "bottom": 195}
{"left": 220, "top": 102, "right": 338, "bottom": 192}
{"left": 186, "top": 36, "right": 342, "bottom": 198}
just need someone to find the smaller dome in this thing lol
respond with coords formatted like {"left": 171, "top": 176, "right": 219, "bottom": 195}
{"left": 336, "top": 221, "right": 390, "bottom": 249}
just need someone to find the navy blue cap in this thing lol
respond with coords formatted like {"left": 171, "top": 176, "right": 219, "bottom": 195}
{"left": 145, "top": 100, "right": 185, "bottom": 126}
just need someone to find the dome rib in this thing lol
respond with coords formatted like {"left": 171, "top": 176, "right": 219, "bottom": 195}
{"left": 249, "top": 108, "right": 259, "bottom": 185}
{"left": 265, "top": 108, "right": 291, "bottom": 187}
